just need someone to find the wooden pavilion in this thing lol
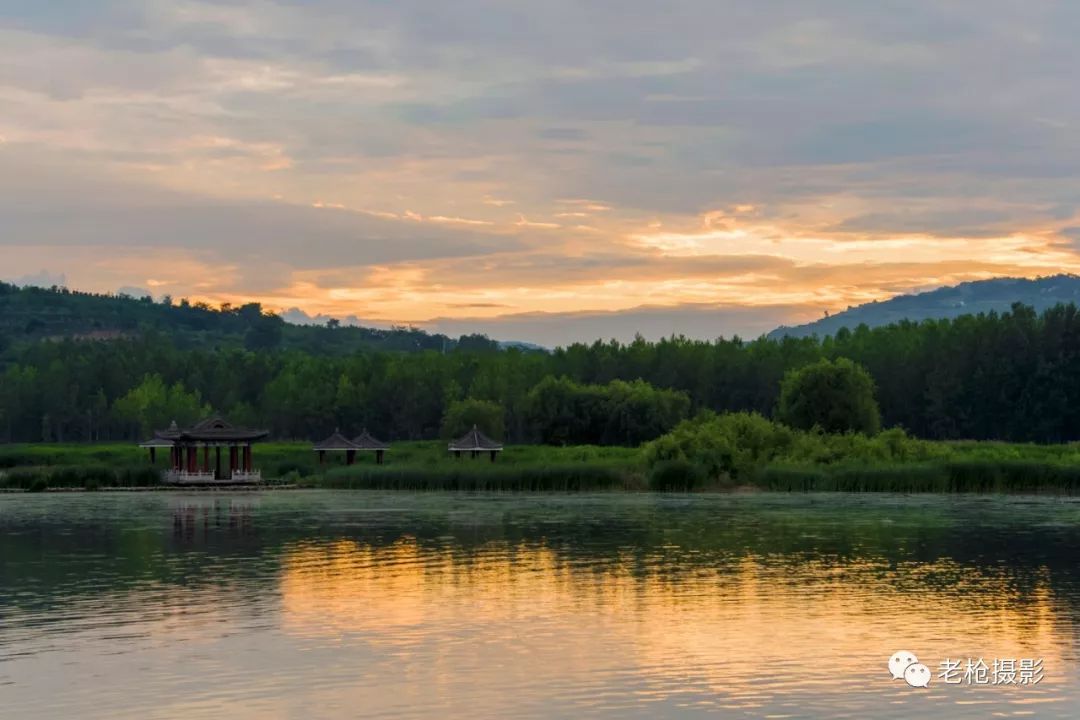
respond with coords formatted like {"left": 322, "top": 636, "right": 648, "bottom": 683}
{"left": 352, "top": 429, "right": 389, "bottom": 465}
{"left": 448, "top": 424, "right": 504, "bottom": 462}
{"left": 142, "top": 416, "right": 269, "bottom": 484}
{"left": 314, "top": 430, "right": 360, "bottom": 466}
{"left": 314, "top": 428, "right": 390, "bottom": 465}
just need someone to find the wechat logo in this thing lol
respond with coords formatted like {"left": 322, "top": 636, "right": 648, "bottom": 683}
{"left": 889, "top": 650, "right": 931, "bottom": 688}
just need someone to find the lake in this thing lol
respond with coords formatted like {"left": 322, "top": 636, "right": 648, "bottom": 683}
{"left": 1, "top": 491, "right": 1078, "bottom": 718}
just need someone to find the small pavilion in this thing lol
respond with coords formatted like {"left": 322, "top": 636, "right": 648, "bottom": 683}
{"left": 449, "top": 425, "right": 504, "bottom": 462}
{"left": 142, "top": 416, "right": 269, "bottom": 483}
{"left": 313, "top": 428, "right": 390, "bottom": 465}
{"left": 314, "top": 430, "right": 360, "bottom": 466}
{"left": 353, "top": 429, "right": 389, "bottom": 465}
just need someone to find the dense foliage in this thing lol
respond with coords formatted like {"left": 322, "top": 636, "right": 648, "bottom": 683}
{"left": 777, "top": 358, "right": 881, "bottom": 434}
{"left": 643, "top": 412, "right": 1080, "bottom": 492}
{"left": 0, "top": 281, "right": 496, "bottom": 355}
{"left": 524, "top": 377, "right": 690, "bottom": 446}
{"left": 3, "top": 290, "right": 1080, "bottom": 444}
{"left": 440, "top": 398, "right": 505, "bottom": 440}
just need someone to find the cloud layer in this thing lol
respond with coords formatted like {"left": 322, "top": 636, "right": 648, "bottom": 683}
{"left": 3, "top": 1, "right": 1080, "bottom": 343}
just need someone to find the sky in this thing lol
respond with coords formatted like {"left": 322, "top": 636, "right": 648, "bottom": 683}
{"left": 3, "top": 1, "right": 1080, "bottom": 345}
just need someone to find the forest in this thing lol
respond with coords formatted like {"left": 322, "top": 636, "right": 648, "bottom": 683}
{"left": 2, "top": 283, "right": 1080, "bottom": 445}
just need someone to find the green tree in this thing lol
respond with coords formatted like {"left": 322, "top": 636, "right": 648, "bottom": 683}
{"left": 112, "top": 374, "right": 210, "bottom": 438}
{"left": 244, "top": 314, "right": 284, "bottom": 350}
{"left": 441, "top": 398, "right": 504, "bottom": 440}
{"left": 777, "top": 358, "right": 881, "bottom": 434}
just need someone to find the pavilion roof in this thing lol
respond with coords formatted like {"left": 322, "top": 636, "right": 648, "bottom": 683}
{"left": 352, "top": 429, "right": 389, "bottom": 451}
{"left": 313, "top": 430, "right": 360, "bottom": 451}
{"left": 448, "top": 425, "right": 504, "bottom": 452}
{"left": 154, "top": 416, "right": 269, "bottom": 443}
{"left": 139, "top": 437, "right": 174, "bottom": 448}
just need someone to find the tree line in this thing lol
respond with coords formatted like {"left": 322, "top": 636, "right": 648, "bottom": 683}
{"left": 2, "top": 302, "right": 1080, "bottom": 445}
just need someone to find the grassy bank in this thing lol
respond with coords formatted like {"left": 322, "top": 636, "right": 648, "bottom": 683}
{"left": 5, "top": 423, "right": 1080, "bottom": 493}
{"left": 0, "top": 441, "right": 645, "bottom": 492}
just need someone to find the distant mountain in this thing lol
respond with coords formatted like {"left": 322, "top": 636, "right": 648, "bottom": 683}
{"left": 0, "top": 282, "right": 516, "bottom": 355}
{"left": 768, "top": 275, "right": 1080, "bottom": 340}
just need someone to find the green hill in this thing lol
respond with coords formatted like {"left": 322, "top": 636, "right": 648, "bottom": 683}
{"left": 0, "top": 282, "right": 499, "bottom": 355}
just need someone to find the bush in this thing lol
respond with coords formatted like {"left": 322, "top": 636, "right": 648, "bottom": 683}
{"left": 778, "top": 358, "right": 881, "bottom": 435}
{"left": 644, "top": 411, "right": 795, "bottom": 482}
{"left": 648, "top": 460, "right": 705, "bottom": 492}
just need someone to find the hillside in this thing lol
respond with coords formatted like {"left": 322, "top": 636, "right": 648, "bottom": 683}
{"left": 0, "top": 282, "right": 501, "bottom": 355}
{"left": 768, "top": 275, "right": 1080, "bottom": 339}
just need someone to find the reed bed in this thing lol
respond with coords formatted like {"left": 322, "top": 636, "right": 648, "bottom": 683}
{"left": 759, "top": 460, "right": 1080, "bottom": 493}
{"left": 319, "top": 463, "right": 642, "bottom": 492}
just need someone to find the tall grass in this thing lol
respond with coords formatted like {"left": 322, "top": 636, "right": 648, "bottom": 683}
{"left": 0, "top": 465, "right": 160, "bottom": 491}
{"left": 320, "top": 463, "right": 642, "bottom": 491}
{"left": 759, "top": 460, "right": 1080, "bottom": 493}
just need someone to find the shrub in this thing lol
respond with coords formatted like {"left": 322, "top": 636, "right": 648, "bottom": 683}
{"left": 777, "top": 358, "right": 881, "bottom": 435}
{"left": 644, "top": 411, "right": 795, "bottom": 482}
{"left": 648, "top": 460, "right": 705, "bottom": 492}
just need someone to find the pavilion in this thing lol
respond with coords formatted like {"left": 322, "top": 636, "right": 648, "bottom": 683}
{"left": 141, "top": 416, "right": 269, "bottom": 484}
{"left": 313, "top": 430, "right": 360, "bottom": 466}
{"left": 448, "top": 425, "right": 504, "bottom": 462}
{"left": 313, "top": 428, "right": 390, "bottom": 465}
{"left": 353, "top": 429, "right": 389, "bottom": 465}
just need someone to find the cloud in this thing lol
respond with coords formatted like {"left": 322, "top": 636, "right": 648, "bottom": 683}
{"left": 428, "top": 303, "right": 812, "bottom": 347}
{"left": 3, "top": 1, "right": 1080, "bottom": 341}
{"left": 5, "top": 269, "right": 67, "bottom": 288}
{"left": 117, "top": 286, "right": 153, "bottom": 299}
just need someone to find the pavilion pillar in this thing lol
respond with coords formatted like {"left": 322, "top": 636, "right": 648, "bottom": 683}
{"left": 471, "top": 450, "right": 479, "bottom": 459}
{"left": 203, "top": 445, "right": 210, "bottom": 473}
{"left": 346, "top": 449, "right": 356, "bottom": 466}
{"left": 318, "top": 450, "right": 325, "bottom": 465}
{"left": 215, "top": 446, "right": 222, "bottom": 480}
{"left": 149, "top": 447, "right": 156, "bottom": 463}
{"left": 376, "top": 450, "right": 384, "bottom": 465}
{"left": 229, "top": 445, "right": 238, "bottom": 476}
{"left": 187, "top": 445, "right": 197, "bottom": 473}
{"left": 244, "top": 445, "right": 252, "bottom": 472}
{"left": 490, "top": 450, "right": 497, "bottom": 463}
{"left": 455, "top": 451, "right": 461, "bottom": 460}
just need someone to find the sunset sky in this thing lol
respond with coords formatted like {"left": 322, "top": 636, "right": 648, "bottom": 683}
{"left": 3, "top": 1, "right": 1080, "bottom": 344}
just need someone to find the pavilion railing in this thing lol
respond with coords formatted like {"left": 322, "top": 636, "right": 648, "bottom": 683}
{"left": 163, "top": 470, "right": 216, "bottom": 484}
{"left": 162, "top": 470, "right": 263, "bottom": 484}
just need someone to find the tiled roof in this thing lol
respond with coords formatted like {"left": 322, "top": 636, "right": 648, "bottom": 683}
{"left": 448, "top": 425, "right": 504, "bottom": 451}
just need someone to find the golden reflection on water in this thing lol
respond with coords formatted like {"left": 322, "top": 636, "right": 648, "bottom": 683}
{"left": 279, "top": 538, "right": 1074, "bottom": 713}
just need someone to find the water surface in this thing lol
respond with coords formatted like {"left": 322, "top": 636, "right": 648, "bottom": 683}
{"left": 2, "top": 491, "right": 1079, "bottom": 718}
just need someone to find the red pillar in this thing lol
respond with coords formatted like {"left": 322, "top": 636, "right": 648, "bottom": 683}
{"left": 244, "top": 445, "right": 252, "bottom": 472}
{"left": 188, "top": 446, "right": 197, "bottom": 473}
{"left": 203, "top": 446, "right": 210, "bottom": 473}
{"left": 229, "top": 445, "right": 238, "bottom": 475}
